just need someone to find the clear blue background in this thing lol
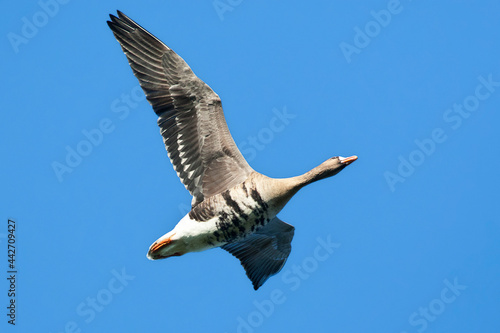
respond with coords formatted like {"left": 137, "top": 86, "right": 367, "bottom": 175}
{"left": 1, "top": 1, "right": 499, "bottom": 332}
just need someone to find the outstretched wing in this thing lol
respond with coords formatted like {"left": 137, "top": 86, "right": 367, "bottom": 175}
{"left": 221, "top": 217, "right": 295, "bottom": 290}
{"left": 107, "top": 11, "right": 253, "bottom": 206}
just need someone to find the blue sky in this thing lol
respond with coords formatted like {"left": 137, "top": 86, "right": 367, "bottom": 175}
{"left": 2, "top": 1, "right": 500, "bottom": 332}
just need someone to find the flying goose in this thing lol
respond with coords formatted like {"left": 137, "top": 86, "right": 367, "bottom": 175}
{"left": 107, "top": 11, "right": 357, "bottom": 290}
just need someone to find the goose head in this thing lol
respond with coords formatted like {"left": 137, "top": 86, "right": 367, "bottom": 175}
{"left": 147, "top": 232, "right": 185, "bottom": 260}
{"left": 320, "top": 155, "right": 358, "bottom": 177}
{"left": 294, "top": 155, "right": 358, "bottom": 187}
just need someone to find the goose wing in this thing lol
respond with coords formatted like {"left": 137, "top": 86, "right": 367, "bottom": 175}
{"left": 222, "top": 217, "right": 295, "bottom": 290}
{"left": 107, "top": 11, "right": 253, "bottom": 206}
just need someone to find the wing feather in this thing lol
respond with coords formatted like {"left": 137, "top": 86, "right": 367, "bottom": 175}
{"left": 108, "top": 11, "right": 253, "bottom": 206}
{"left": 222, "top": 217, "right": 295, "bottom": 290}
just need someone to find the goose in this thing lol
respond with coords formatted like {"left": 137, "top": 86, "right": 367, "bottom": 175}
{"left": 107, "top": 11, "right": 357, "bottom": 290}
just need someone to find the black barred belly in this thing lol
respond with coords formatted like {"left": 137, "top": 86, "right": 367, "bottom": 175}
{"left": 188, "top": 185, "right": 271, "bottom": 244}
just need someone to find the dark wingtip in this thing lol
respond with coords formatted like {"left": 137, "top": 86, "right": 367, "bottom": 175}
{"left": 107, "top": 11, "right": 118, "bottom": 27}
{"left": 107, "top": 11, "right": 135, "bottom": 35}
{"left": 108, "top": 10, "right": 119, "bottom": 21}
{"left": 116, "top": 10, "right": 125, "bottom": 17}
{"left": 107, "top": 10, "right": 127, "bottom": 25}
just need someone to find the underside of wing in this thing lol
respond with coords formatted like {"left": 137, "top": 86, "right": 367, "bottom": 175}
{"left": 221, "top": 217, "right": 295, "bottom": 290}
{"left": 107, "top": 11, "right": 253, "bottom": 206}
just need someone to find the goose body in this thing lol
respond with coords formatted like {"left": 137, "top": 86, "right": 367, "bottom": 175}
{"left": 149, "top": 173, "right": 296, "bottom": 256}
{"left": 107, "top": 11, "right": 357, "bottom": 290}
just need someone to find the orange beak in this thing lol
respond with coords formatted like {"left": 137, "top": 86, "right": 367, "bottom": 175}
{"left": 148, "top": 233, "right": 176, "bottom": 255}
{"left": 340, "top": 155, "right": 358, "bottom": 165}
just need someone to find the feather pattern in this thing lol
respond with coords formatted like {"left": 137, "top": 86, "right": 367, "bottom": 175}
{"left": 107, "top": 11, "right": 253, "bottom": 206}
{"left": 222, "top": 217, "right": 295, "bottom": 290}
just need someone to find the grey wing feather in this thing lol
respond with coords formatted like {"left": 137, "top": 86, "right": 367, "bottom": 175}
{"left": 221, "top": 217, "right": 295, "bottom": 290}
{"left": 107, "top": 11, "right": 253, "bottom": 206}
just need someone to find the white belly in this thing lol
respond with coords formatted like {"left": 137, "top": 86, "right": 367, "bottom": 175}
{"left": 168, "top": 174, "right": 287, "bottom": 253}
